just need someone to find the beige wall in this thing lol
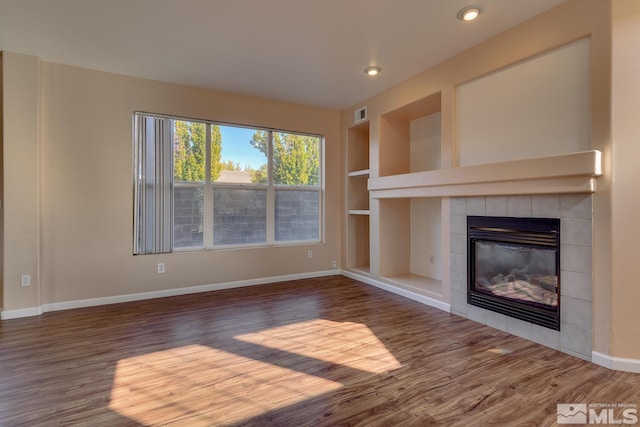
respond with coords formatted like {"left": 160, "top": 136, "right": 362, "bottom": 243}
{"left": 410, "top": 198, "right": 442, "bottom": 280}
{"left": 2, "top": 57, "right": 340, "bottom": 310}
{"left": 2, "top": 52, "right": 41, "bottom": 311}
{"left": 456, "top": 38, "right": 591, "bottom": 166}
{"left": 610, "top": 0, "right": 640, "bottom": 358}
{"left": 0, "top": 52, "right": 3, "bottom": 308}
{"left": 340, "top": 0, "right": 627, "bottom": 358}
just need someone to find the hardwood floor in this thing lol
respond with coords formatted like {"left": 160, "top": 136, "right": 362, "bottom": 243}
{"left": 0, "top": 275, "right": 638, "bottom": 426}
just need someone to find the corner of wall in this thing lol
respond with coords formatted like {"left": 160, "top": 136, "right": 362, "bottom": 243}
{"left": 0, "top": 51, "right": 4, "bottom": 309}
{"left": 2, "top": 51, "right": 41, "bottom": 312}
{"left": 609, "top": 0, "right": 640, "bottom": 361}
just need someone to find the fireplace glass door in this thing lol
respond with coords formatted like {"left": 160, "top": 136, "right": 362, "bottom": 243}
{"left": 473, "top": 241, "right": 558, "bottom": 308}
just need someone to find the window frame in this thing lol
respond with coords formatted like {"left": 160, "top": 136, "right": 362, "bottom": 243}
{"left": 133, "top": 112, "right": 324, "bottom": 254}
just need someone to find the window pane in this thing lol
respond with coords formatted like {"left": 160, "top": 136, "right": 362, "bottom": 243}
{"left": 213, "top": 188, "right": 267, "bottom": 245}
{"left": 275, "top": 190, "right": 319, "bottom": 241}
{"left": 272, "top": 132, "right": 320, "bottom": 186}
{"left": 214, "top": 125, "right": 268, "bottom": 184}
{"left": 173, "top": 185, "right": 204, "bottom": 248}
{"left": 174, "top": 121, "right": 206, "bottom": 182}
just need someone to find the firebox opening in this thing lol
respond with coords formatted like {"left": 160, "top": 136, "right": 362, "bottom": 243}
{"left": 467, "top": 216, "right": 560, "bottom": 330}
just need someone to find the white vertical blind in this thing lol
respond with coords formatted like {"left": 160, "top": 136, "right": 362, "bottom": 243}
{"left": 133, "top": 114, "right": 173, "bottom": 254}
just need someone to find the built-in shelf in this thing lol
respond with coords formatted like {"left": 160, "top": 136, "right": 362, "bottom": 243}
{"left": 374, "top": 91, "right": 446, "bottom": 304}
{"left": 382, "top": 273, "right": 443, "bottom": 300}
{"left": 348, "top": 175, "right": 370, "bottom": 211}
{"left": 347, "top": 121, "right": 371, "bottom": 273}
{"left": 378, "top": 197, "right": 443, "bottom": 300}
{"left": 370, "top": 150, "right": 602, "bottom": 198}
{"left": 347, "top": 122, "right": 370, "bottom": 173}
{"left": 348, "top": 169, "right": 370, "bottom": 177}
{"left": 347, "top": 214, "right": 370, "bottom": 272}
{"left": 380, "top": 92, "right": 442, "bottom": 177}
{"left": 350, "top": 265, "right": 371, "bottom": 276}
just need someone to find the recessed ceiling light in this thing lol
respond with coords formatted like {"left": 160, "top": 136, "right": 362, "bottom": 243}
{"left": 457, "top": 6, "right": 482, "bottom": 21}
{"left": 364, "top": 66, "right": 382, "bottom": 76}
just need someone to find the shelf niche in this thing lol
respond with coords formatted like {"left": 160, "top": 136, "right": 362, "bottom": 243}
{"left": 346, "top": 120, "right": 371, "bottom": 273}
{"left": 378, "top": 197, "right": 443, "bottom": 298}
{"left": 347, "top": 121, "right": 370, "bottom": 174}
{"left": 376, "top": 91, "right": 444, "bottom": 299}
{"left": 379, "top": 92, "right": 442, "bottom": 177}
{"left": 347, "top": 214, "right": 370, "bottom": 273}
{"left": 348, "top": 176, "right": 369, "bottom": 212}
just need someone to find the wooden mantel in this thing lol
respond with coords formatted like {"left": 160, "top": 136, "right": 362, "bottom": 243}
{"left": 369, "top": 150, "right": 601, "bottom": 199}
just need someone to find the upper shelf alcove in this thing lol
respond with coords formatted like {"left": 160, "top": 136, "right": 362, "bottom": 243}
{"left": 379, "top": 92, "right": 441, "bottom": 177}
{"left": 347, "top": 121, "right": 370, "bottom": 174}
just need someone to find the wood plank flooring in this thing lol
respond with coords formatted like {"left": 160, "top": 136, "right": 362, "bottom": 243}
{"left": 0, "top": 275, "right": 638, "bottom": 426}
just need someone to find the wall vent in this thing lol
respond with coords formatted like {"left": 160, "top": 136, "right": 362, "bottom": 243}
{"left": 354, "top": 106, "right": 367, "bottom": 123}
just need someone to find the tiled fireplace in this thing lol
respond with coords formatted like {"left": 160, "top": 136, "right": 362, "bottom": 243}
{"left": 450, "top": 194, "right": 593, "bottom": 361}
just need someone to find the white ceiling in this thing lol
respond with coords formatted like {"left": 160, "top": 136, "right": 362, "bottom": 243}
{"left": 0, "top": 0, "right": 566, "bottom": 109}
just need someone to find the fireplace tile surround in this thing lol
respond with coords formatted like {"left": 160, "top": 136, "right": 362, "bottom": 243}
{"left": 467, "top": 216, "right": 560, "bottom": 329}
{"left": 450, "top": 194, "right": 593, "bottom": 361}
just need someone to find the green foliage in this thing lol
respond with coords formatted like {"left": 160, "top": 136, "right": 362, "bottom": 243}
{"left": 251, "top": 164, "right": 269, "bottom": 184}
{"left": 174, "top": 123, "right": 319, "bottom": 186}
{"left": 220, "top": 160, "right": 242, "bottom": 171}
{"left": 174, "top": 121, "right": 222, "bottom": 182}
{"left": 249, "top": 130, "right": 269, "bottom": 184}
{"left": 250, "top": 131, "right": 320, "bottom": 185}
{"left": 211, "top": 125, "right": 222, "bottom": 181}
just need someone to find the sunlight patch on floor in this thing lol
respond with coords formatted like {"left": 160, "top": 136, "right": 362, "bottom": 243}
{"left": 487, "top": 347, "right": 513, "bottom": 355}
{"left": 108, "top": 344, "right": 342, "bottom": 425}
{"left": 235, "top": 319, "right": 403, "bottom": 374}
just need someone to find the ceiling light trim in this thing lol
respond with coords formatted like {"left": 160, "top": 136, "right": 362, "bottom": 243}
{"left": 457, "top": 6, "right": 483, "bottom": 21}
{"left": 364, "top": 66, "right": 382, "bottom": 76}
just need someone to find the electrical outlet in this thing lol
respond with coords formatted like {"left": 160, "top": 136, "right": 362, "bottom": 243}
{"left": 429, "top": 254, "right": 435, "bottom": 264}
{"left": 332, "top": 260, "right": 337, "bottom": 268}
{"left": 20, "top": 275, "right": 31, "bottom": 287}
{"left": 308, "top": 250, "right": 313, "bottom": 258}
{"left": 157, "top": 263, "right": 165, "bottom": 274}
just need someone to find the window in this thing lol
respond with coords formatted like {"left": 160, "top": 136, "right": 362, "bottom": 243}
{"left": 133, "top": 113, "right": 322, "bottom": 254}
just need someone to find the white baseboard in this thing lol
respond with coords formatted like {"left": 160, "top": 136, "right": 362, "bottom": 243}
{"left": 0, "top": 269, "right": 341, "bottom": 320}
{"left": 0, "top": 306, "right": 43, "bottom": 320}
{"left": 342, "top": 270, "right": 451, "bottom": 313}
{"left": 593, "top": 351, "right": 640, "bottom": 373}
